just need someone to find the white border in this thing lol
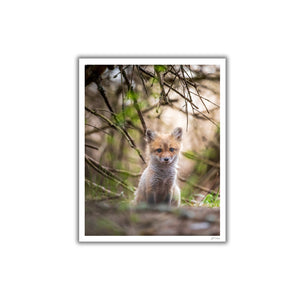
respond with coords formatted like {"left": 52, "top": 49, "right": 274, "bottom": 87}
{"left": 79, "top": 58, "right": 226, "bottom": 242}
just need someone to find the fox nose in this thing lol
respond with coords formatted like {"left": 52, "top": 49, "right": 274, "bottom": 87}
{"left": 164, "top": 158, "right": 169, "bottom": 162}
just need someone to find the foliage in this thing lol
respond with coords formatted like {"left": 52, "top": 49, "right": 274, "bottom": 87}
{"left": 202, "top": 191, "right": 220, "bottom": 208}
{"left": 154, "top": 65, "right": 167, "bottom": 73}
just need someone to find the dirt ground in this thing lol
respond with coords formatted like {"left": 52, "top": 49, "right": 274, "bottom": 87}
{"left": 85, "top": 201, "right": 220, "bottom": 236}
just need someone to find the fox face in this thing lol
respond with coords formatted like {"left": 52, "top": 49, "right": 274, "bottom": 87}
{"left": 146, "top": 127, "right": 183, "bottom": 165}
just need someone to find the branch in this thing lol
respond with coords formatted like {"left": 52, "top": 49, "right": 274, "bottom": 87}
{"left": 169, "top": 68, "right": 219, "bottom": 109}
{"left": 85, "top": 123, "right": 111, "bottom": 133}
{"left": 155, "top": 67, "right": 169, "bottom": 104}
{"left": 139, "top": 66, "right": 219, "bottom": 127}
{"left": 178, "top": 176, "right": 218, "bottom": 194}
{"left": 136, "top": 66, "right": 148, "bottom": 96}
{"left": 85, "top": 106, "right": 146, "bottom": 163}
{"left": 85, "top": 179, "right": 124, "bottom": 198}
{"left": 165, "top": 66, "right": 179, "bottom": 97}
{"left": 87, "top": 155, "right": 141, "bottom": 177}
{"left": 181, "top": 151, "right": 220, "bottom": 168}
{"left": 180, "top": 66, "right": 194, "bottom": 107}
{"left": 95, "top": 78, "right": 119, "bottom": 124}
{"left": 85, "top": 155, "right": 135, "bottom": 192}
{"left": 133, "top": 98, "right": 147, "bottom": 135}
{"left": 119, "top": 65, "right": 147, "bottom": 135}
{"left": 182, "top": 67, "right": 209, "bottom": 113}
{"left": 85, "top": 144, "right": 98, "bottom": 150}
{"left": 125, "top": 120, "right": 144, "bottom": 135}
{"left": 188, "top": 91, "right": 220, "bottom": 108}
{"left": 139, "top": 66, "right": 198, "bottom": 107}
{"left": 141, "top": 99, "right": 178, "bottom": 115}
{"left": 105, "top": 167, "right": 142, "bottom": 177}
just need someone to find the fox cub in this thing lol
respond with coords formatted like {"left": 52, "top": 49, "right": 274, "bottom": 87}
{"left": 135, "top": 127, "right": 183, "bottom": 206}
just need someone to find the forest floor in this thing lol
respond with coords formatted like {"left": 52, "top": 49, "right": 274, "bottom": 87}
{"left": 85, "top": 201, "right": 220, "bottom": 236}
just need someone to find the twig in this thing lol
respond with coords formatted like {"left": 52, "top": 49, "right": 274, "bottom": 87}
{"left": 184, "top": 100, "right": 189, "bottom": 131}
{"left": 138, "top": 66, "right": 218, "bottom": 127}
{"left": 181, "top": 151, "right": 220, "bottom": 168}
{"left": 136, "top": 65, "right": 148, "bottom": 96}
{"left": 86, "top": 155, "right": 141, "bottom": 177}
{"left": 85, "top": 144, "right": 98, "bottom": 150}
{"left": 120, "top": 69, "right": 126, "bottom": 122}
{"left": 141, "top": 99, "right": 179, "bottom": 114}
{"left": 180, "top": 66, "right": 194, "bottom": 107}
{"left": 119, "top": 65, "right": 147, "bottom": 135}
{"left": 85, "top": 155, "right": 135, "bottom": 192}
{"left": 93, "top": 108, "right": 118, "bottom": 116}
{"left": 105, "top": 167, "right": 142, "bottom": 177}
{"left": 155, "top": 67, "right": 169, "bottom": 104}
{"left": 188, "top": 91, "right": 220, "bottom": 108}
{"left": 133, "top": 98, "right": 147, "bottom": 135}
{"left": 183, "top": 67, "right": 210, "bottom": 114}
{"left": 198, "top": 95, "right": 220, "bottom": 108}
{"left": 165, "top": 66, "right": 179, "bottom": 97}
{"left": 175, "top": 107, "right": 219, "bottom": 126}
{"left": 95, "top": 78, "right": 119, "bottom": 124}
{"left": 85, "top": 106, "right": 146, "bottom": 163}
{"left": 166, "top": 67, "right": 218, "bottom": 113}
{"left": 130, "top": 65, "right": 134, "bottom": 87}
{"left": 125, "top": 120, "right": 144, "bottom": 135}
{"left": 186, "top": 65, "right": 220, "bottom": 81}
{"left": 85, "top": 179, "right": 124, "bottom": 197}
{"left": 178, "top": 176, "right": 217, "bottom": 194}
{"left": 85, "top": 124, "right": 111, "bottom": 132}
{"left": 119, "top": 65, "right": 130, "bottom": 87}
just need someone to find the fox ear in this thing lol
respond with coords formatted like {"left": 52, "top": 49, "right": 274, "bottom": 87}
{"left": 172, "top": 127, "right": 183, "bottom": 141}
{"left": 145, "top": 129, "right": 156, "bottom": 143}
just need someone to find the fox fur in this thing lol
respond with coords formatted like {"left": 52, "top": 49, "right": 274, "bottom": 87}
{"left": 134, "top": 127, "right": 182, "bottom": 206}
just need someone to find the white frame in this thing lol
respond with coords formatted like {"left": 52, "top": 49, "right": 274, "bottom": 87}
{"left": 79, "top": 58, "right": 226, "bottom": 242}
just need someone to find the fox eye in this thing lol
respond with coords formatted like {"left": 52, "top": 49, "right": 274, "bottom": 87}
{"left": 169, "top": 148, "right": 175, "bottom": 152}
{"left": 156, "top": 148, "right": 162, "bottom": 153}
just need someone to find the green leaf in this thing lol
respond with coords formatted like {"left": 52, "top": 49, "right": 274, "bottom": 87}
{"left": 154, "top": 65, "right": 167, "bottom": 73}
{"left": 203, "top": 191, "right": 220, "bottom": 208}
{"left": 182, "top": 151, "right": 198, "bottom": 160}
{"left": 151, "top": 77, "right": 159, "bottom": 85}
{"left": 126, "top": 90, "right": 139, "bottom": 101}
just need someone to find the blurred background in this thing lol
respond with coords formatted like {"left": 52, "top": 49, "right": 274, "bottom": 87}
{"left": 85, "top": 64, "right": 221, "bottom": 208}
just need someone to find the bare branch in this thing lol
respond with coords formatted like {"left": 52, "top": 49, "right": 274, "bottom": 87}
{"left": 85, "top": 155, "right": 135, "bottom": 192}
{"left": 85, "top": 144, "right": 98, "bottom": 150}
{"left": 136, "top": 66, "right": 148, "bottom": 96}
{"left": 167, "top": 67, "right": 218, "bottom": 112}
{"left": 183, "top": 67, "right": 210, "bottom": 113}
{"left": 165, "top": 66, "right": 179, "bottom": 97}
{"left": 86, "top": 155, "right": 141, "bottom": 177}
{"left": 119, "top": 65, "right": 147, "bottom": 135}
{"left": 85, "top": 179, "right": 124, "bottom": 197}
{"left": 181, "top": 151, "right": 220, "bottom": 168}
{"left": 139, "top": 67, "right": 200, "bottom": 111}
{"left": 180, "top": 66, "right": 194, "bottom": 106}
{"left": 178, "top": 176, "right": 218, "bottom": 194}
{"left": 141, "top": 99, "right": 179, "bottom": 114}
{"left": 85, "top": 106, "right": 146, "bottom": 163}
{"left": 105, "top": 167, "right": 142, "bottom": 177}
{"left": 85, "top": 124, "right": 111, "bottom": 132}
{"left": 155, "top": 67, "right": 169, "bottom": 104}
{"left": 95, "top": 78, "right": 119, "bottom": 124}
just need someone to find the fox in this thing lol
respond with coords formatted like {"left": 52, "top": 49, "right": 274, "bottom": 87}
{"left": 134, "top": 127, "right": 183, "bottom": 206}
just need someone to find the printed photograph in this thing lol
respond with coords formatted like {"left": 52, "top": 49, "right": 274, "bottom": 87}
{"left": 79, "top": 58, "right": 226, "bottom": 242}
